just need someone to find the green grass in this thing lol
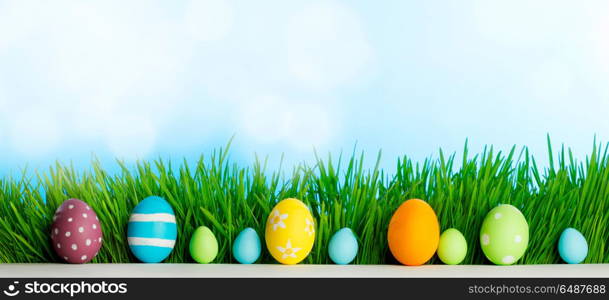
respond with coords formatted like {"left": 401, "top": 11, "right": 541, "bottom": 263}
{"left": 1, "top": 137, "right": 608, "bottom": 264}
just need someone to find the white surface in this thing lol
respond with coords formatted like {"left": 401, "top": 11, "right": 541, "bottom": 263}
{"left": 0, "top": 264, "right": 607, "bottom": 278}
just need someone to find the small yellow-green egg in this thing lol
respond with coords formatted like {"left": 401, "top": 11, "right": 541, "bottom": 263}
{"left": 189, "top": 226, "right": 218, "bottom": 264}
{"left": 437, "top": 228, "right": 467, "bottom": 265}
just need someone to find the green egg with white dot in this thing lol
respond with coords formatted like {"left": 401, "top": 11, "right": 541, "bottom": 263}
{"left": 480, "top": 204, "right": 529, "bottom": 265}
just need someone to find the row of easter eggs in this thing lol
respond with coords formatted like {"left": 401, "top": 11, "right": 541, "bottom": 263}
{"left": 388, "top": 199, "right": 588, "bottom": 265}
{"left": 50, "top": 197, "right": 353, "bottom": 264}
{"left": 50, "top": 197, "right": 588, "bottom": 265}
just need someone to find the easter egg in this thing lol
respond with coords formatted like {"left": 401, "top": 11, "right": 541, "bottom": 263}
{"left": 480, "top": 204, "right": 529, "bottom": 265}
{"left": 265, "top": 198, "right": 315, "bottom": 265}
{"left": 328, "top": 227, "right": 358, "bottom": 265}
{"left": 51, "top": 199, "right": 103, "bottom": 264}
{"left": 190, "top": 226, "right": 218, "bottom": 264}
{"left": 388, "top": 199, "right": 439, "bottom": 266}
{"left": 558, "top": 228, "right": 588, "bottom": 264}
{"left": 437, "top": 228, "right": 467, "bottom": 265}
{"left": 127, "top": 196, "right": 177, "bottom": 263}
{"left": 233, "top": 227, "right": 261, "bottom": 264}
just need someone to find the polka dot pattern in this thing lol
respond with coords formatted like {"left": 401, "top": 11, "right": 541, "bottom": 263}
{"left": 514, "top": 235, "right": 522, "bottom": 243}
{"left": 51, "top": 199, "right": 103, "bottom": 264}
{"left": 481, "top": 234, "right": 490, "bottom": 245}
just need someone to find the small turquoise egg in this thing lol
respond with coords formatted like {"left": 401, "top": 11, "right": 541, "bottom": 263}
{"left": 558, "top": 228, "right": 588, "bottom": 264}
{"left": 232, "top": 228, "right": 261, "bottom": 264}
{"left": 328, "top": 228, "right": 358, "bottom": 265}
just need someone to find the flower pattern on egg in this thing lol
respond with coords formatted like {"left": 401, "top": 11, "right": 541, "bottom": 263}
{"left": 265, "top": 198, "right": 316, "bottom": 265}
{"left": 269, "top": 209, "right": 288, "bottom": 231}
{"left": 277, "top": 239, "right": 301, "bottom": 259}
{"left": 304, "top": 218, "right": 314, "bottom": 236}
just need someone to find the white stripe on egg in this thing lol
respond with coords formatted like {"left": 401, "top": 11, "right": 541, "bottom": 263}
{"left": 129, "top": 213, "right": 176, "bottom": 223}
{"left": 127, "top": 237, "right": 176, "bottom": 248}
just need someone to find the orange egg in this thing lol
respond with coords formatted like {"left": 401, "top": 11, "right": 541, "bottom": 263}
{"left": 387, "top": 199, "right": 440, "bottom": 266}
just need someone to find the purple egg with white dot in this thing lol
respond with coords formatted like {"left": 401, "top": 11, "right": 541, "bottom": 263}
{"left": 50, "top": 199, "right": 103, "bottom": 264}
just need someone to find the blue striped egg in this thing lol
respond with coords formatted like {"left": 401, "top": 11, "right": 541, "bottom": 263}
{"left": 127, "top": 196, "right": 177, "bottom": 263}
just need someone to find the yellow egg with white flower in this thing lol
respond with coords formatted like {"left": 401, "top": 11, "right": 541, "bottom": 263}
{"left": 265, "top": 198, "right": 316, "bottom": 264}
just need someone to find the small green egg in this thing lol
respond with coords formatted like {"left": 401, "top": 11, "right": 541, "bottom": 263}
{"left": 189, "top": 226, "right": 218, "bottom": 264}
{"left": 480, "top": 204, "right": 529, "bottom": 265}
{"left": 437, "top": 228, "right": 467, "bottom": 265}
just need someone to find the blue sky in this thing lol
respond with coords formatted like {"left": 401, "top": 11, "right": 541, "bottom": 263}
{"left": 0, "top": 0, "right": 608, "bottom": 176}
